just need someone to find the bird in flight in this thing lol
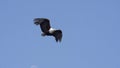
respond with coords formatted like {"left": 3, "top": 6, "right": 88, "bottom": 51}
{"left": 34, "top": 18, "right": 62, "bottom": 42}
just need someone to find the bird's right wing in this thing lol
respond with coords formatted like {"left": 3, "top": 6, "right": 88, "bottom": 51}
{"left": 53, "top": 30, "right": 62, "bottom": 42}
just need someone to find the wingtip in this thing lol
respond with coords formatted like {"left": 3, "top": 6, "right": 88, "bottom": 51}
{"left": 55, "top": 39, "right": 62, "bottom": 43}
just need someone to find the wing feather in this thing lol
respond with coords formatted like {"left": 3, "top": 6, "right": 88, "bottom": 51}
{"left": 40, "top": 20, "right": 51, "bottom": 33}
{"left": 34, "top": 18, "right": 51, "bottom": 33}
{"left": 53, "top": 30, "right": 62, "bottom": 42}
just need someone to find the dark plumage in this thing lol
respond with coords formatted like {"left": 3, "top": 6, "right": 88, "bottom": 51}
{"left": 34, "top": 18, "right": 62, "bottom": 42}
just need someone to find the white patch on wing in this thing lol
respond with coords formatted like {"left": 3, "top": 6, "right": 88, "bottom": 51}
{"left": 49, "top": 28, "right": 56, "bottom": 33}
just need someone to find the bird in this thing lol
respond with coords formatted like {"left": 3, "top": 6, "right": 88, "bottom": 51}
{"left": 34, "top": 18, "right": 62, "bottom": 42}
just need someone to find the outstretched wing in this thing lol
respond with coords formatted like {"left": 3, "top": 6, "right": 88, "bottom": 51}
{"left": 34, "top": 18, "right": 51, "bottom": 33}
{"left": 53, "top": 30, "right": 62, "bottom": 42}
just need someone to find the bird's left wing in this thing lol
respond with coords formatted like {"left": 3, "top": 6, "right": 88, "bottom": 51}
{"left": 34, "top": 18, "right": 51, "bottom": 33}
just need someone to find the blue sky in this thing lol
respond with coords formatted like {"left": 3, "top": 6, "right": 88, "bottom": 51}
{"left": 0, "top": 0, "right": 120, "bottom": 68}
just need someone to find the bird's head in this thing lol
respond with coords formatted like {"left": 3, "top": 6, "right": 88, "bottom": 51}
{"left": 49, "top": 28, "right": 56, "bottom": 33}
{"left": 34, "top": 18, "right": 49, "bottom": 25}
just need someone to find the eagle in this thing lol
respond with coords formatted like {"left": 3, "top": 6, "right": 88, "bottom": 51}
{"left": 34, "top": 18, "right": 62, "bottom": 42}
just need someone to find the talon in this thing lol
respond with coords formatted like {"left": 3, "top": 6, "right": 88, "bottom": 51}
{"left": 41, "top": 33, "right": 46, "bottom": 36}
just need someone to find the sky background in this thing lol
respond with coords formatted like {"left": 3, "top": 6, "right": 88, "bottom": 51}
{"left": 0, "top": 0, "right": 120, "bottom": 68}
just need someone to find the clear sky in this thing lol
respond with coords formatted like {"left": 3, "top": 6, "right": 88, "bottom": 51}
{"left": 0, "top": 0, "right": 120, "bottom": 68}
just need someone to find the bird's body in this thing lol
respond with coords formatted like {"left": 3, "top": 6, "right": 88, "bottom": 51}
{"left": 34, "top": 18, "right": 62, "bottom": 42}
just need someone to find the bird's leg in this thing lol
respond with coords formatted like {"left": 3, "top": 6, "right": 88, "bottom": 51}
{"left": 41, "top": 33, "right": 46, "bottom": 36}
